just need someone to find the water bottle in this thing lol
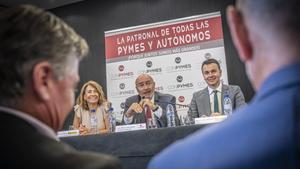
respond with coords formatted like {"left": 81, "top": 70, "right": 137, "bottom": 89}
{"left": 108, "top": 107, "right": 116, "bottom": 133}
{"left": 223, "top": 94, "right": 232, "bottom": 115}
{"left": 180, "top": 115, "right": 185, "bottom": 126}
{"left": 90, "top": 109, "right": 98, "bottom": 134}
{"left": 187, "top": 107, "right": 195, "bottom": 125}
{"left": 166, "top": 104, "right": 176, "bottom": 127}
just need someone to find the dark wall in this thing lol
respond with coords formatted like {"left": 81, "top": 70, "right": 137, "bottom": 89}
{"left": 50, "top": 0, "right": 255, "bottom": 129}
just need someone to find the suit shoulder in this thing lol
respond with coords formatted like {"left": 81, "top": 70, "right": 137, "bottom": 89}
{"left": 125, "top": 95, "right": 139, "bottom": 103}
{"left": 156, "top": 92, "right": 175, "bottom": 99}
{"left": 193, "top": 88, "right": 207, "bottom": 97}
{"left": 228, "top": 84, "right": 241, "bottom": 89}
{"left": 226, "top": 84, "right": 242, "bottom": 92}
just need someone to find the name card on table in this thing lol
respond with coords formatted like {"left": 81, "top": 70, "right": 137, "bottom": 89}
{"left": 115, "top": 123, "right": 147, "bottom": 132}
{"left": 194, "top": 115, "right": 227, "bottom": 125}
{"left": 57, "top": 129, "right": 80, "bottom": 138}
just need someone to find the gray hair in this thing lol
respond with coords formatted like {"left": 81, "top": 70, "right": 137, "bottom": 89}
{"left": 135, "top": 74, "right": 154, "bottom": 86}
{"left": 0, "top": 5, "right": 89, "bottom": 103}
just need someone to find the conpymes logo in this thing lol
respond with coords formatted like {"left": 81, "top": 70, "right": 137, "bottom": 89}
{"left": 138, "top": 61, "right": 162, "bottom": 74}
{"left": 119, "top": 83, "right": 125, "bottom": 90}
{"left": 178, "top": 96, "right": 185, "bottom": 103}
{"left": 204, "top": 52, "right": 212, "bottom": 59}
{"left": 166, "top": 57, "right": 191, "bottom": 72}
{"left": 167, "top": 75, "right": 194, "bottom": 91}
{"left": 110, "top": 65, "right": 134, "bottom": 79}
{"left": 111, "top": 83, "right": 134, "bottom": 97}
{"left": 177, "top": 96, "right": 189, "bottom": 109}
{"left": 146, "top": 61, "right": 152, "bottom": 68}
{"left": 118, "top": 65, "right": 124, "bottom": 72}
{"left": 175, "top": 57, "right": 181, "bottom": 64}
{"left": 176, "top": 75, "right": 183, "bottom": 83}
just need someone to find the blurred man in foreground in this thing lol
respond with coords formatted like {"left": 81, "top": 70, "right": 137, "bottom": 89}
{"left": 148, "top": 0, "right": 300, "bottom": 168}
{"left": 0, "top": 5, "right": 121, "bottom": 169}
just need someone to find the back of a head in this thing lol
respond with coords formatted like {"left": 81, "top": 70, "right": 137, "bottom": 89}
{"left": 239, "top": 0, "right": 300, "bottom": 39}
{"left": 0, "top": 5, "right": 89, "bottom": 105}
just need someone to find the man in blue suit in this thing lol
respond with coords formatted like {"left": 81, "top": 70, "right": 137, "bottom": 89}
{"left": 148, "top": 0, "right": 300, "bottom": 168}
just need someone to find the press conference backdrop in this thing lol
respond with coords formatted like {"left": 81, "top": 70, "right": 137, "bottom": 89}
{"left": 49, "top": 0, "right": 254, "bottom": 130}
{"left": 105, "top": 12, "right": 229, "bottom": 122}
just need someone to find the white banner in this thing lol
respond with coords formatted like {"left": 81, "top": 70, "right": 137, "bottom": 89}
{"left": 105, "top": 12, "right": 228, "bottom": 123}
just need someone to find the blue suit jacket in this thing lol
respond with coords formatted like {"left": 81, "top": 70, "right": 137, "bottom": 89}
{"left": 148, "top": 63, "right": 300, "bottom": 169}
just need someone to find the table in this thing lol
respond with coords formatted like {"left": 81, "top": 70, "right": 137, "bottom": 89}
{"left": 62, "top": 124, "right": 207, "bottom": 169}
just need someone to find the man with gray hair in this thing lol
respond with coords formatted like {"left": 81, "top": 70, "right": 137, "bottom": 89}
{"left": 0, "top": 5, "right": 120, "bottom": 169}
{"left": 148, "top": 0, "right": 300, "bottom": 168}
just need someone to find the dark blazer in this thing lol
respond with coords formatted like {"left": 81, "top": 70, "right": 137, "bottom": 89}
{"left": 0, "top": 112, "right": 121, "bottom": 169}
{"left": 122, "top": 91, "right": 180, "bottom": 127}
{"left": 188, "top": 84, "right": 246, "bottom": 118}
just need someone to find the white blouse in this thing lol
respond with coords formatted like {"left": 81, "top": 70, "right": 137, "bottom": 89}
{"left": 74, "top": 104, "right": 107, "bottom": 130}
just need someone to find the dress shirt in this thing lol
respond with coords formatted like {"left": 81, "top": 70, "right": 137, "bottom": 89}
{"left": 208, "top": 83, "right": 222, "bottom": 113}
